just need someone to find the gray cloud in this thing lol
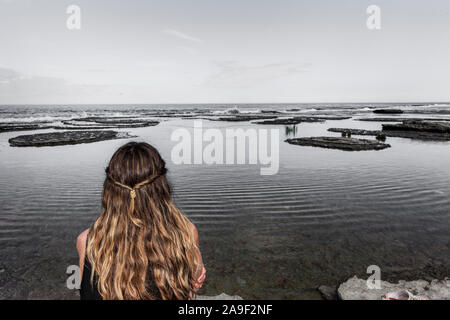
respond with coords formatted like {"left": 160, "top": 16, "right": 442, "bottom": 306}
{"left": 0, "top": 68, "right": 131, "bottom": 104}
{"left": 1, "top": 1, "right": 450, "bottom": 103}
{"left": 0, "top": 68, "right": 21, "bottom": 83}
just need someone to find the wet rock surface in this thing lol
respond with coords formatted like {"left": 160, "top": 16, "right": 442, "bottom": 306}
{"left": 317, "top": 285, "right": 338, "bottom": 300}
{"left": 337, "top": 276, "right": 450, "bottom": 300}
{"left": 9, "top": 130, "right": 134, "bottom": 147}
{"left": 285, "top": 137, "right": 391, "bottom": 151}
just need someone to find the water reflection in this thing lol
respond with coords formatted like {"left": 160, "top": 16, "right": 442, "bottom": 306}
{"left": 284, "top": 125, "right": 298, "bottom": 138}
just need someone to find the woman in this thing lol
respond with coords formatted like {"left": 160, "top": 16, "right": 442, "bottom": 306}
{"left": 76, "top": 142, "right": 206, "bottom": 300}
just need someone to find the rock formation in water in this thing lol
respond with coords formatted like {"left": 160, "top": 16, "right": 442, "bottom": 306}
{"left": 9, "top": 130, "right": 134, "bottom": 147}
{"left": 356, "top": 117, "right": 450, "bottom": 122}
{"left": 328, "top": 121, "right": 450, "bottom": 141}
{"left": 285, "top": 137, "right": 391, "bottom": 151}
{"left": 328, "top": 128, "right": 382, "bottom": 136}
{"left": 382, "top": 120, "right": 450, "bottom": 133}
{"left": 373, "top": 109, "right": 404, "bottom": 114}
{"left": 214, "top": 115, "right": 278, "bottom": 122}
{"left": 255, "top": 116, "right": 350, "bottom": 125}
{"left": 0, "top": 123, "right": 53, "bottom": 133}
{"left": 1, "top": 118, "right": 159, "bottom": 133}
{"left": 255, "top": 118, "right": 303, "bottom": 125}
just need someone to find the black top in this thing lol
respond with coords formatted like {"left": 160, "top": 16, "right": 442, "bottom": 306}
{"left": 80, "top": 256, "right": 102, "bottom": 300}
{"left": 80, "top": 246, "right": 162, "bottom": 300}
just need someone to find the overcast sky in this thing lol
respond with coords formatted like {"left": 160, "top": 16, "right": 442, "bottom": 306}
{"left": 0, "top": 0, "right": 449, "bottom": 104}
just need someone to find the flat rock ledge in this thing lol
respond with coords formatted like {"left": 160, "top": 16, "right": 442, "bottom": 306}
{"left": 60, "top": 119, "right": 159, "bottom": 130}
{"left": 0, "top": 123, "right": 54, "bottom": 133}
{"left": 197, "top": 293, "right": 243, "bottom": 300}
{"left": 328, "top": 128, "right": 382, "bottom": 136}
{"left": 335, "top": 276, "right": 450, "bottom": 300}
{"left": 383, "top": 120, "right": 450, "bottom": 134}
{"left": 0, "top": 119, "right": 159, "bottom": 133}
{"left": 329, "top": 121, "right": 450, "bottom": 141}
{"left": 9, "top": 130, "right": 134, "bottom": 147}
{"left": 356, "top": 117, "right": 450, "bottom": 122}
{"left": 285, "top": 137, "right": 391, "bottom": 151}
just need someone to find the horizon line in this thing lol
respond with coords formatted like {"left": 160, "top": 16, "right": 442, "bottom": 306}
{"left": 1, "top": 101, "right": 449, "bottom": 106}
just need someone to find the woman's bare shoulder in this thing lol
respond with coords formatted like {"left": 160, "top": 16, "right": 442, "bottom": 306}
{"left": 76, "top": 228, "right": 90, "bottom": 254}
{"left": 188, "top": 220, "right": 199, "bottom": 243}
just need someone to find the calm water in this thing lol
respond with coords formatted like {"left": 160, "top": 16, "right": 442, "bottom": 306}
{"left": 0, "top": 103, "right": 449, "bottom": 299}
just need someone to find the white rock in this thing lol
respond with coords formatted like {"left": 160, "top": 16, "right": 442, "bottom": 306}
{"left": 197, "top": 293, "right": 243, "bottom": 300}
{"left": 338, "top": 276, "right": 450, "bottom": 300}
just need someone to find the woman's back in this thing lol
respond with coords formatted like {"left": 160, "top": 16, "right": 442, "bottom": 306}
{"left": 76, "top": 142, "right": 206, "bottom": 300}
{"left": 80, "top": 237, "right": 162, "bottom": 300}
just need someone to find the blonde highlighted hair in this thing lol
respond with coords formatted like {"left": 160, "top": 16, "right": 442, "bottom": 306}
{"left": 86, "top": 142, "right": 200, "bottom": 299}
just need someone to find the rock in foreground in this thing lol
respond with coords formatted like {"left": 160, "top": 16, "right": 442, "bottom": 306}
{"left": 338, "top": 276, "right": 450, "bottom": 300}
{"left": 9, "top": 130, "right": 133, "bottom": 147}
{"left": 285, "top": 137, "right": 391, "bottom": 151}
{"left": 197, "top": 293, "right": 243, "bottom": 300}
{"left": 317, "top": 285, "right": 338, "bottom": 300}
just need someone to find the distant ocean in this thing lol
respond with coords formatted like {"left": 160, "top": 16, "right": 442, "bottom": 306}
{"left": 0, "top": 102, "right": 449, "bottom": 299}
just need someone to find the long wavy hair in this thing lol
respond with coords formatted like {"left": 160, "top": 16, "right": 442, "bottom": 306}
{"left": 86, "top": 142, "right": 199, "bottom": 300}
